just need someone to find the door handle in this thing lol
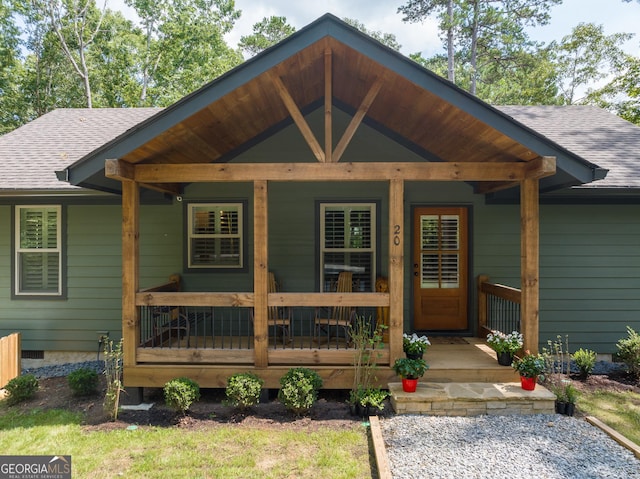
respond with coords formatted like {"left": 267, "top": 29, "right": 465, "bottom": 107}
{"left": 414, "top": 272, "right": 419, "bottom": 276}
{"left": 413, "top": 263, "right": 418, "bottom": 269}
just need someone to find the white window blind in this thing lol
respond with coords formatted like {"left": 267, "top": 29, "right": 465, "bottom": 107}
{"left": 15, "top": 206, "right": 61, "bottom": 295}
{"left": 420, "top": 214, "right": 460, "bottom": 289}
{"left": 320, "top": 204, "right": 375, "bottom": 292}
{"left": 188, "top": 203, "right": 242, "bottom": 268}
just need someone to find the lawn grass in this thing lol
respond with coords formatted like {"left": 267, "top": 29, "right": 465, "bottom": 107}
{"left": 0, "top": 408, "right": 372, "bottom": 478}
{"left": 578, "top": 389, "right": 640, "bottom": 446}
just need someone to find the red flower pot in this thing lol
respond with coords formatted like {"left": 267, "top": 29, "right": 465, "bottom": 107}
{"left": 402, "top": 378, "right": 418, "bottom": 393}
{"left": 520, "top": 375, "right": 537, "bottom": 391}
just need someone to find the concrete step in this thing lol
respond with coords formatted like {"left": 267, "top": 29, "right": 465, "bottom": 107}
{"left": 389, "top": 381, "right": 556, "bottom": 416}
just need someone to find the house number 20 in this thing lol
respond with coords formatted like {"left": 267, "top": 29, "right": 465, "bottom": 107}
{"left": 393, "top": 225, "right": 401, "bottom": 245}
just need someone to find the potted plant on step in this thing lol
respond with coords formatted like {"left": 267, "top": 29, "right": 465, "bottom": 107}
{"left": 486, "top": 330, "right": 523, "bottom": 366}
{"left": 392, "top": 357, "right": 428, "bottom": 392}
{"left": 403, "top": 333, "right": 431, "bottom": 359}
{"left": 511, "top": 351, "right": 546, "bottom": 390}
{"left": 563, "top": 382, "right": 578, "bottom": 416}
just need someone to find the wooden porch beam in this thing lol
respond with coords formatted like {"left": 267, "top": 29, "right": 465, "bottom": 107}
{"left": 332, "top": 76, "right": 384, "bottom": 163}
{"left": 520, "top": 177, "right": 540, "bottom": 354}
{"left": 269, "top": 72, "right": 325, "bottom": 163}
{"left": 105, "top": 159, "right": 181, "bottom": 195}
{"left": 388, "top": 179, "right": 404, "bottom": 362}
{"left": 473, "top": 156, "right": 556, "bottom": 194}
{"left": 121, "top": 181, "right": 140, "bottom": 368}
{"left": 127, "top": 161, "right": 553, "bottom": 183}
{"left": 324, "top": 48, "right": 333, "bottom": 163}
{"left": 253, "top": 180, "right": 269, "bottom": 368}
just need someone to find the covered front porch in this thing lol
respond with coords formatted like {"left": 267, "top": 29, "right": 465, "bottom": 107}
{"left": 60, "top": 16, "right": 602, "bottom": 390}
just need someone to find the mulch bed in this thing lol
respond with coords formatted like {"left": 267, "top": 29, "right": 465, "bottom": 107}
{"left": 3, "top": 369, "right": 637, "bottom": 432}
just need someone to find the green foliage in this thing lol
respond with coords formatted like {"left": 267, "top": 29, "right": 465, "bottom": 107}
{"left": 239, "top": 15, "right": 296, "bottom": 57}
{"left": 342, "top": 17, "right": 401, "bottom": 51}
{"left": 67, "top": 368, "right": 99, "bottom": 396}
{"left": 392, "top": 358, "right": 428, "bottom": 379}
{"left": 402, "top": 333, "right": 431, "bottom": 355}
{"left": 277, "top": 368, "right": 323, "bottom": 415}
{"left": 4, "top": 374, "right": 38, "bottom": 406}
{"left": 486, "top": 330, "right": 523, "bottom": 354}
{"left": 564, "top": 383, "right": 578, "bottom": 404}
{"left": 543, "top": 335, "right": 571, "bottom": 376}
{"left": 616, "top": 326, "right": 640, "bottom": 380}
{"left": 552, "top": 22, "right": 633, "bottom": 104}
{"left": 103, "top": 339, "right": 124, "bottom": 421}
{"left": 349, "top": 315, "right": 385, "bottom": 404}
{"left": 512, "top": 351, "right": 546, "bottom": 378}
{"left": 163, "top": 377, "right": 201, "bottom": 414}
{"left": 572, "top": 348, "right": 597, "bottom": 379}
{"left": 357, "top": 387, "right": 388, "bottom": 411}
{"left": 224, "top": 372, "right": 263, "bottom": 410}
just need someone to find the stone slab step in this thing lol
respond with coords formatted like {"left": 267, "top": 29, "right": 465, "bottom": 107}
{"left": 389, "top": 382, "right": 556, "bottom": 417}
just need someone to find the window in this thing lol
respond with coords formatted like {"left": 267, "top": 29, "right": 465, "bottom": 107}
{"left": 188, "top": 203, "right": 243, "bottom": 268}
{"left": 420, "top": 214, "right": 460, "bottom": 289}
{"left": 15, "top": 206, "right": 62, "bottom": 296}
{"left": 320, "top": 203, "right": 376, "bottom": 292}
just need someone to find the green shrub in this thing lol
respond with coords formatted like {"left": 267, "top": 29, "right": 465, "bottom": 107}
{"left": 225, "top": 372, "right": 263, "bottom": 410}
{"left": 277, "top": 368, "right": 323, "bottom": 415}
{"left": 67, "top": 368, "right": 99, "bottom": 396}
{"left": 572, "top": 348, "right": 597, "bottom": 379}
{"left": 163, "top": 377, "right": 200, "bottom": 414}
{"left": 4, "top": 374, "right": 38, "bottom": 406}
{"left": 616, "top": 327, "right": 640, "bottom": 380}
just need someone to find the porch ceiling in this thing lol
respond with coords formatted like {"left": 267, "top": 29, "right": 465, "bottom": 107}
{"left": 64, "top": 14, "right": 602, "bottom": 196}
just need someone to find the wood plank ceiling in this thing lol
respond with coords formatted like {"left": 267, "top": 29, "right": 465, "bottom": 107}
{"left": 120, "top": 37, "right": 540, "bottom": 170}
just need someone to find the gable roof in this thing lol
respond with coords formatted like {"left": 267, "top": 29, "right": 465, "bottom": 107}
{"left": 57, "top": 14, "right": 605, "bottom": 196}
{"left": 499, "top": 105, "right": 640, "bottom": 190}
{"left": 0, "top": 108, "right": 160, "bottom": 195}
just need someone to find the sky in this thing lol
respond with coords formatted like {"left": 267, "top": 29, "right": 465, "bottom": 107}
{"left": 110, "top": 0, "right": 640, "bottom": 58}
{"left": 221, "top": 0, "right": 640, "bottom": 58}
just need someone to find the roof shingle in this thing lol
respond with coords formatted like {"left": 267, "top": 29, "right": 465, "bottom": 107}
{"left": 0, "top": 108, "right": 160, "bottom": 191}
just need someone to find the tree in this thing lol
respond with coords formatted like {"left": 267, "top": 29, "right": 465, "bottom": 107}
{"left": 238, "top": 15, "right": 295, "bottom": 57}
{"left": 588, "top": 53, "right": 640, "bottom": 125}
{"left": 398, "top": 0, "right": 561, "bottom": 95}
{"left": 552, "top": 23, "right": 633, "bottom": 104}
{"left": 342, "top": 18, "right": 401, "bottom": 51}
{"left": 126, "top": 0, "right": 243, "bottom": 106}
{"left": 0, "top": 0, "right": 29, "bottom": 132}
{"left": 28, "top": 0, "right": 110, "bottom": 108}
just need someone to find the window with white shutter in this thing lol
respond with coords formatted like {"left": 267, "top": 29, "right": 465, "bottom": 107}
{"left": 188, "top": 203, "right": 243, "bottom": 268}
{"left": 320, "top": 203, "right": 376, "bottom": 292}
{"left": 15, "top": 206, "right": 62, "bottom": 296}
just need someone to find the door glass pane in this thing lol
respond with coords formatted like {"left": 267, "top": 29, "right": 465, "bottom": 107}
{"left": 420, "top": 253, "right": 439, "bottom": 288}
{"left": 419, "top": 214, "right": 460, "bottom": 289}
{"left": 421, "top": 216, "right": 438, "bottom": 249}
{"left": 441, "top": 215, "right": 459, "bottom": 250}
{"left": 441, "top": 253, "right": 459, "bottom": 288}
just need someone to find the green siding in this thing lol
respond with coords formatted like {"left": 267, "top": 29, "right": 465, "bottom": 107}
{"left": 2, "top": 125, "right": 640, "bottom": 356}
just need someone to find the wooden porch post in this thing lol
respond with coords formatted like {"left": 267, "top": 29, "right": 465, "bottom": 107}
{"left": 388, "top": 179, "right": 404, "bottom": 362}
{"left": 520, "top": 178, "right": 539, "bottom": 354}
{"left": 122, "top": 180, "right": 140, "bottom": 368}
{"left": 253, "top": 180, "right": 268, "bottom": 368}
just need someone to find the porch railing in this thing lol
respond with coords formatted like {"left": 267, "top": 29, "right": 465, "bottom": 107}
{"left": 477, "top": 274, "right": 521, "bottom": 337}
{"left": 136, "top": 275, "right": 389, "bottom": 366}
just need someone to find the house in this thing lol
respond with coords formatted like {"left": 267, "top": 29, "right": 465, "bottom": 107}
{"left": 1, "top": 14, "right": 639, "bottom": 389}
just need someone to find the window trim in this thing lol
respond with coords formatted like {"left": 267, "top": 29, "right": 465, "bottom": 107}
{"left": 186, "top": 202, "right": 245, "bottom": 270}
{"left": 13, "top": 205, "right": 64, "bottom": 298}
{"left": 319, "top": 202, "right": 377, "bottom": 292}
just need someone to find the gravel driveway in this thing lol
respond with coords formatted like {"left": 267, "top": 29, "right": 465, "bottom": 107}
{"left": 381, "top": 414, "right": 640, "bottom": 479}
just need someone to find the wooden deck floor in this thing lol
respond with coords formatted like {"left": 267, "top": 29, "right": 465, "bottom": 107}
{"left": 132, "top": 335, "right": 518, "bottom": 388}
